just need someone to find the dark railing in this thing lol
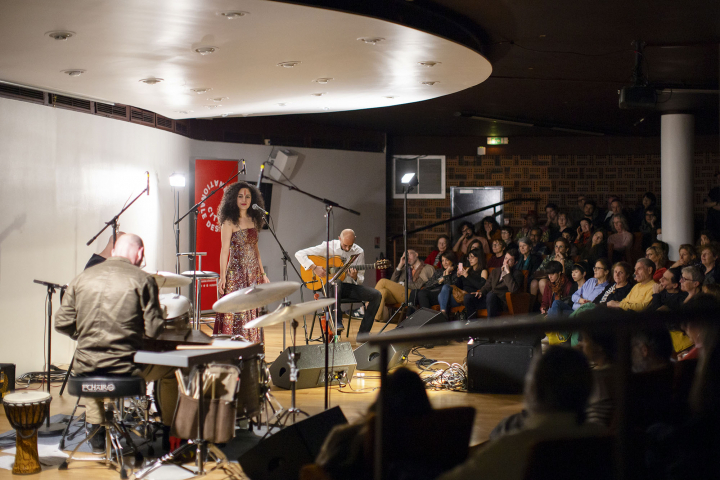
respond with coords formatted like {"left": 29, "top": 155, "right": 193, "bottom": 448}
{"left": 389, "top": 197, "right": 539, "bottom": 263}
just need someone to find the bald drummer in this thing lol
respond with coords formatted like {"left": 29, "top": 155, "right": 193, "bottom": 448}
{"left": 295, "top": 229, "right": 381, "bottom": 334}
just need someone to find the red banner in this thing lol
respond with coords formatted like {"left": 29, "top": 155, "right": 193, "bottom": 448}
{"left": 194, "top": 159, "right": 239, "bottom": 311}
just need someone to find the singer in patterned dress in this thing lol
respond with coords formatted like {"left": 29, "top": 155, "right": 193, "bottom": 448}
{"left": 214, "top": 181, "right": 270, "bottom": 342}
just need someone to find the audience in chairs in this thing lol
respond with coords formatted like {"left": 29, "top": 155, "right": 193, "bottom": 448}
{"left": 481, "top": 215, "right": 502, "bottom": 244}
{"left": 453, "top": 221, "right": 487, "bottom": 257}
{"left": 541, "top": 203, "right": 561, "bottom": 242}
{"left": 680, "top": 266, "right": 703, "bottom": 305}
{"left": 487, "top": 238, "right": 506, "bottom": 269}
{"left": 576, "top": 218, "right": 594, "bottom": 250}
{"left": 464, "top": 249, "right": 524, "bottom": 318}
{"left": 437, "top": 248, "right": 488, "bottom": 317}
{"left": 607, "top": 214, "right": 633, "bottom": 261}
{"left": 373, "top": 249, "right": 435, "bottom": 321}
{"left": 570, "top": 259, "right": 611, "bottom": 312}
{"left": 416, "top": 252, "right": 458, "bottom": 311}
{"left": 517, "top": 237, "right": 543, "bottom": 281}
{"left": 578, "top": 229, "right": 609, "bottom": 267}
{"left": 646, "top": 245, "right": 670, "bottom": 281}
{"left": 515, "top": 212, "right": 538, "bottom": 240}
{"left": 647, "top": 267, "right": 687, "bottom": 312}
{"left": 582, "top": 199, "right": 603, "bottom": 228}
{"left": 528, "top": 227, "right": 548, "bottom": 255}
{"left": 530, "top": 237, "right": 574, "bottom": 299}
{"left": 607, "top": 258, "right": 656, "bottom": 311}
{"left": 640, "top": 206, "right": 661, "bottom": 249}
{"left": 699, "top": 244, "right": 719, "bottom": 285}
{"left": 425, "top": 234, "right": 450, "bottom": 269}
{"left": 594, "top": 262, "right": 635, "bottom": 305}
{"left": 540, "top": 261, "right": 573, "bottom": 315}
{"left": 500, "top": 226, "right": 518, "bottom": 251}
{"left": 670, "top": 244, "right": 699, "bottom": 269}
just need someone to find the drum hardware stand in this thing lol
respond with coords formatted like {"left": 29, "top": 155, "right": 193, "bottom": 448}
{"left": 176, "top": 166, "right": 243, "bottom": 331}
{"left": 33, "top": 279, "right": 68, "bottom": 436}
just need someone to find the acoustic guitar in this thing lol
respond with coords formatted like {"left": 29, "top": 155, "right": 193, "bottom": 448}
{"left": 301, "top": 255, "right": 391, "bottom": 290}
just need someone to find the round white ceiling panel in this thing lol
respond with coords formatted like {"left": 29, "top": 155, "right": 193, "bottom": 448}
{"left": 0, "top": 0, "right": 492, "bottom": 119}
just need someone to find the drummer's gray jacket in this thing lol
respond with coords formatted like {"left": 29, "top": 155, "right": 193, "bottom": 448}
{"left": 55, "top": 256, "right": 164, "bottom": 376}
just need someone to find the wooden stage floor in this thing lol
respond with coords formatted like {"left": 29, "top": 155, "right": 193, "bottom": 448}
{"left": 1, "top": 318, "right": 524, "bottom": 479}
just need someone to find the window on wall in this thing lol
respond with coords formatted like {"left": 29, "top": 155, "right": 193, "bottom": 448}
{"left": 393, "top": 155, "right": 446, "bottom": 199}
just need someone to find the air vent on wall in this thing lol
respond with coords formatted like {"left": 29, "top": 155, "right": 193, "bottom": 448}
{"left": 51, "top": 94, "right": 92, "bottom": 112}
{"left": 95, "top": 102, "right": 129, "bottom": 120}
{"left": 130, "top": 107, "right": 155, "bottom": 125}
{"left": 0, "top": 84, "right": 45, "bottom": 104}
{"left": 156, "top": 115, "right": 173, "bottom": 131}
{"left": 175, "top": 121, "right": 189, "bottom": 135}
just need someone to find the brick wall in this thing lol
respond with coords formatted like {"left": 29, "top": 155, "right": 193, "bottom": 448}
{"left": 388, "top": 152, "right": 720, "bottom": 258}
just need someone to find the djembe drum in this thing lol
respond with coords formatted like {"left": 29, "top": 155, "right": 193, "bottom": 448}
{"left": 2, "top": 391, "right": 52, "bottom": 474}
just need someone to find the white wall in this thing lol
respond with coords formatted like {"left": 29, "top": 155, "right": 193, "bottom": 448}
{"left": 0, "top": 97, "right": 385, "bottom": 376}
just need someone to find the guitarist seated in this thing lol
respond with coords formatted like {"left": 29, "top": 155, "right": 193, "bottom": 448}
{"left": 295, "top": 229, "right": 382, "bottom": 334}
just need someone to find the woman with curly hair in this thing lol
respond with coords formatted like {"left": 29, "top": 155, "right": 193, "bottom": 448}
{"left": 214, "top": 181, "right": 269, "bottom": 341}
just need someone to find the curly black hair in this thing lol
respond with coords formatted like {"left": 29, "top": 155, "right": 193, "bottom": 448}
{"left": 217, "top": 181, "right": 266, "bottom": 230}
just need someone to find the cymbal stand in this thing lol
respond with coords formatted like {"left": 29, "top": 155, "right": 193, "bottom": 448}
{"left": 263, "top": 318, "right": 308, "bottom": 438}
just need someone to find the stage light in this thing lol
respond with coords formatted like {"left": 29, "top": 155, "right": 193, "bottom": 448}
{"left": 169, "top": 173, "right": 186, "bottom": 187}
{"left": 401, "top": 173, "right": 419, "bottom": 187}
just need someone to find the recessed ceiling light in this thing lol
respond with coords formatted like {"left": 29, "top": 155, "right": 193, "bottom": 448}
{"left": 323, "top": 107, "right": 330, "bottom": 111}
{"left": 191, "top": 88, "right": 212, "bottom": 94}
{"left": 418, "top": 61, "right": 441, "bottom": 67}
{"left": 194, "top": 46, "right": 219, "bottom": 55}
{"left": 63, "top": 69, "right": 85, "bottom": 77}
{"left": 205, "top": 105, "right": 221, "bottom": 109}
{"left": 358, "top": 37, "right": 385, "bottom": 45}
{"left": 176, "top": 110, "right": 194, "bottom": 114}
{"left": 210, "top": 97, "right": 228, "bottom": 102}
{"left": 47, "top": 31, "right": 75, "bottom": 41}
{"left": 421, "top": 81, "right": 439, "bottom": 86}
{"left": 139, "top": 78, "right": 164, "bottom": 85}
{"left": 310, "top": 93, "right": 327, "bottom": 97}
{"left": 278, "top": 103, "right": 287, "bottom": 107}
{"left": 314, "top": 78, "right": 334, "bottom": 84}
{"left": 219, "top": 11, "right": 249, "bottom": 19}
{"left": 384, "top": 96, "right": 397, "bottom": 99}
{"left": 277, "top": 61, "right": 301, "bottom": 68}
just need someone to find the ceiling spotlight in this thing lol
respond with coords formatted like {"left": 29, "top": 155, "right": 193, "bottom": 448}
{"left": 277, "top": 61, "right": 301, "bottom": 68}
{"left": 210, "top": 97, "right": 228, "bottom": 102}
{"left": 169, "top": 173, "right": 186, "bottom": 187}
{"left": 219, "top": 11, "right": 249, "bottom": 19}
{"left": 139, "top": 78, "right": 164, "bottom": 85}
{"left": 191, "top": 88, "right": 212, "bottom": 94}
{"left": 314, "top": 77, "right": 334, "bottom": 84}
{"left": 418, "top": 61, "right": 441, "bottom": 67}
{"left": 205, "top": 105, "right": 221, "bottom": 109}
{"left": 421, "top": 81, "right": 439, "bottom": 86}
{"left": 310, "top": 93, "right": 326, "bottom": 97}
{"left": 323, "top": 107, "right": 330, "bottom": 111}
{"left": 278, "top": 103, "right": 287, "bottom": 107}
{"left": 384, "top": 96, "right": 397, "bottom": 99}
{"left": 176, "top": 110, "right": 194, "bottom": 114}
{"left": 63, "top": 69, "right": 85, "bottom": 77}
{"left": 358, "top": 37, "right": 385, "bottom": 45}
{"left": 194, "top": 46, "right": 218, "bottom": 55}
{"left": 221, "top": 113, "right": 234, "bottom": 117}
{"left": 47, "top": 31, "right": 74, "bottom": 41}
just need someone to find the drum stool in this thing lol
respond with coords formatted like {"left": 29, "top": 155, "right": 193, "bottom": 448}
{"left": 60, "top": 376, "right": 145, "bottom": 479}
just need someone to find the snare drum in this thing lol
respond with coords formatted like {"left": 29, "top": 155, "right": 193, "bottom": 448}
{"left": 3, "top": 391, "right": 51, "bottom": 475}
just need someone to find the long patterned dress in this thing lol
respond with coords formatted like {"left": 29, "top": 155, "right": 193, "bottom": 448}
{"left": 214, "top": 228, "right": 264, "bottom": 344}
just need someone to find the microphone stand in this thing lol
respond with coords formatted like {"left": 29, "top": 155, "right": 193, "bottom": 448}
{"left": 86, "top": 177, "right": 150, "bottom": 248}
{"left": 176, "top": 168, "right": 243, "bottom": 327}
{"left": 259, "top": 173, "right": 359, "bottom": 410}
{"left": 33, "top": 279, "right": 67, "bottom": 436}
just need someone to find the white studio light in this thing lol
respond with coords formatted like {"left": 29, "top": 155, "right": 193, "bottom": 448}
{"left": 401, "top": 173, "right": 415, "bottom": 184}
{"left": 169, "top": 173, "right": 186, "bottom": 187}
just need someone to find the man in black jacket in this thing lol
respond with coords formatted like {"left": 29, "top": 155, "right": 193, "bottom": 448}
{"left": 464, "top": 249, "right": 524, "bottom": 318}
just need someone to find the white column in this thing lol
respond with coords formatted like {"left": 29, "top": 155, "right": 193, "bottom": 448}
{"left": 660, "top": 114, "right": 694, "bottom": 258}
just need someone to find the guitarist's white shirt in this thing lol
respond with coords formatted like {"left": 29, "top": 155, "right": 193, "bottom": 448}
{"left": 295, "top": 240, "right": 365, "bottom": 284}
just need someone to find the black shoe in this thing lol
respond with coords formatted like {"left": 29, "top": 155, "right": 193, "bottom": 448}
{"left": 88, "top": 424, "right": 106, "bottom": 454}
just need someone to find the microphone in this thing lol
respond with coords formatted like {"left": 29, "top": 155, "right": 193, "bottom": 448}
{"left": 256, "top": 163, "right": 265, "bottom": 188}
{"left": 146, "top": 171, "right": 150, "bottom": 196}
{"left": 240, "top": 159, "right": 246, "bottom": 175}
{"left": 252, "top": 204, "right": 268, "bottom": 215}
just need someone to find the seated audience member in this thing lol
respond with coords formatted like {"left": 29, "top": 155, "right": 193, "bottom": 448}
{"left": 697, "top": 230, "right": 715, "bottom": 247}
{"left": 582, "top": 199, "right": 603, "bottom": 228}
{"left": 641, "top": 207, "right": 661, "bottom": 250}
{"left": 547, "top": 262, "right": 588, "bottom": 317}
{"left": 540, "top": 261, "right": 572, "bottom": 315}
{"left": 557, "top": 212, "right": 574, "bottom": 237}
{"left": 678, "top": 294, "right": 719, "bottom": 361}
{"left": 315, "top": 367, "right": 433, "bottom": 480}
{"left": 607, "top": 258, "right": 656, "bottom": 311}
{"left": 487, "top": 238, "right": 506, "bottom": 269}
{"left": 652, "top": 240, "right": 670, "bottom": 259}
{"left": 439, "top": 347, "right": 605, "bottom": 480}
{"left": 602, "top": 197, "right": 625, "bottom": 232}
{"left": 570, "top": 195, "right": 588, "bottom": 224}
{"left": 453, "top": 222, "right": 486, "bottom": 257}
{"left": 438, "top": 248, "right": 488, "bottom": 316}
{"left": 648, "top": 267, "right": 688, "bottom": 312}
{"left": 500, "top": 226, "right": 518, "bottom": 251}
{"left": 374, "top": 249, "right": 435, "bottom": 321}
{"left": 594, "top": 262, "right": 636, "bottom": 305}
{"left": 699, "top": 244, "right": 719, "bottom": 285}
{"left": 416, "top": 252, "right": 458, "bottom": 311}
{"left": 670, "top": 244, "right": 699, "bottom": 269}
{"left": 425, "top": 234, "right": 450, "bottom": 269}
{"left": 529, "top": 227, "right": 548, "bottom": 255}
{"left": 515, "top": 212, "right": 538, "bottom": 240}
{"left": 607, "top": 214, "right": 633, "bottom": 261}
{"left": 562, "top": 229, "right": 579, "bottom": 257}
{"left": 571, "top": 259, "right": 611, "bottom": 311}
{"left": 704, "top": 283, "right": 720, "bottom": 299}
{"left": 646, "top": 245, "right": 670, "bottom": 281}
{"left": 517, "top": 237, "right": 543, "bottom": 280}
{"left": 464, "top": 249, "right": 524, "bottom": 318}
{"left": 634, "top": 192, "right": 658, "bottom": 231}
{"left": 571, "top": 262, "right": 587, "bottom": 292}
{"left": 575, "top": 218, "right": 594, "bottom": 250}
{"left": 531, "top": 238, "right": 574, "bottom": 299}
{"left": 579, "top": 229, "right": 609, "bottom": 266}
{"left": 680, "top": 266, "right": 703, "bottom": 305}
{"left": 481, "top": 216, "right": 502, "bottom": 243}
{"left": 541, "top": 203, "right": 561, "bottom": 242}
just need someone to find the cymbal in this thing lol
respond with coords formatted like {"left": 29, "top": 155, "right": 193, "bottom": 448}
{"left": 149, "top": 271, "right": 193, "bottom": 288}
{"left": 212, "top": 281, "right": 301, "bottom": 313}
{"left": 181, "top": 270, "right": 220, "bottom": 279}
{"left": 245, "top": 298, "right": 336, "bottom": 329}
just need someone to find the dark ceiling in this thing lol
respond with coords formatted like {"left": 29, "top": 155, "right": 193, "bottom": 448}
{"left": 250, "top": 0, "right": 720, "bottom": 139}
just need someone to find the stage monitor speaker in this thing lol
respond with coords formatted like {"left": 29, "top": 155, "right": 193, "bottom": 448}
{"left": 269, "top": 342, "right": 356, "bottom": 390}
{"left": 353, "top": 307, "right": 447, "bottom": 371}
{"left": 239, "top": 406, "right": 347, "bottom": 480}
{"left": 266, "top": 149, "right": 298, "bottom": 181}
{"left": 0, "top": 363, "right": 16, "bottom": 396}
{"left": 467, "top": 341, "right": 536, "bottom": 394}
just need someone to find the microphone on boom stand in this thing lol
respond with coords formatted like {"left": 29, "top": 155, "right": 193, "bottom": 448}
{"left": 256, "top": 162, "right": 265, "bottom": 189}
{"left": 240, "top": 159, "right": 246, "bottom": 175}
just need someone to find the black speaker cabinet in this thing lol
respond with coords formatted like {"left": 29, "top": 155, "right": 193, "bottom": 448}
{"left": 269, "top": 342, "right": 356, "bottom": 390}
{"left": 353, "top": 307, "right": 447, "bottom": 371}
{"left": 467, "top": 341, "right": 536, "bottom": 394}
{"left": 239, "top": 406, "right": 347, "bottom": 480}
